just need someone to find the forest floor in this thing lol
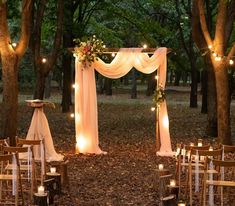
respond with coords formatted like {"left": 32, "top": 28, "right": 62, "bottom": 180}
{"left": 2, "top": 87, "right": 235, "bottom": 205}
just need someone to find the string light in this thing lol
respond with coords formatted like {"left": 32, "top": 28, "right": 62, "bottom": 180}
{"left": 42, "top": 58, "right": 47, "bottom": 63}
{"left": 143, "top": 44, "right": 147, "bottom": 49}
{"left": 103, "top": 45, "right": 106, "bottom": 48}
{"left": 212, "top": 52, "right": 217, "bottom": 57}
{"left": 70, "top": 113, "right": 75, "bottom": 118}
{"left": 215, "top": 56, "right": 222, "bottom": 61}
{"left": 155, "top": 75, "right": 159, "bottom": 80}
{"left": 229, "top": 59, "right": 234, "bottom": 65}
{"left": 151, "top": 107, "right": 155, "bottom": 112}
{"left": 12, "top": 42, "right": 17, "bottom": 48}
{"left": 208, "top": 45, "right": 212, "bottom": 49}
{"left": 111, "top": 52, "right": 115, "bottom": 57}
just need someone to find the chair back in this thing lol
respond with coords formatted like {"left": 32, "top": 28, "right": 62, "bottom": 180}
{"left": 221, "top": 144, "right": 235, "bottom": 153}
{"left": 207, "top": 158, "right": 235, "bottom": 167}
{"left": 16, "top": 138, "right": 41, "bottom": 147}
{"left": 191, "top": 148, "right": 222, "bottom": 158}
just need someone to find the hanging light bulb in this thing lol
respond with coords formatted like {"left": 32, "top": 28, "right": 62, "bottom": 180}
{"left": 208, "top": 45, "right": 212, "bottom": 50}
{"left": 229, "top": 59, "right": 234, "bottom": 65}
{"left": 12, "top": 42, "right": 17, "bottom": 48}
{"left": 151, "top": 107, "right": 155, "bottom": 112}
{"left": 70, "top": 113, "right": 75, "bottom": 118}
{"left": 103, "top": 45, "right": 106, "bottom": 48}
{"left": 155, "top": 75, "right": 159, "bottom": 80}
{"left": 42, "top": 58, "right": 47, "bottom": 63}
{"left": 111, "top": 52, "right": 115, "bottom": 57}
{"left": 143, "top": 44, "right": 147, "bottom": 49}
{"left": 215, "top": 56, "right": 222, "bottom": 61}
{"left": 212, "top": 52, "right": 217, "bottom": 57}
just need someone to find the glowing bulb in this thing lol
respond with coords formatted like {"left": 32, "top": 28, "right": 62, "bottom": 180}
{"left": 229, "top": 59, "right": 234, "bottom": 65}
{"left": 215, "top": 56, "right": 222, "bottom": 61}
{"left": 212, "top": 52, "right": 217, "bottom": 57}
{"left": 103, "top": 45, "right": 106, "bottom": 48}
{"left": 76, "top": 135, "right": 87, "bottom": 153}
{"left": 151, "top": 107, "right": 155, "bottom": 112}
{"left": 143, "top": 44, "right": 147, "bottom": 49}
{"left": 208, "top": 45, "right": 212, "bottom": 49}
{"left": 111, "top": 53, "right": 115, "bottom": 57}
{"left": 70, "top": 113, "right": 75, "bottom": 118}
{"left": 155, "top": 75, "right": 159, "bottom": 80}
{"left": 12, "top": 42, "right": 17, "bottom": 48}
{"left": 42, "top": 58, "right": 47, "bottom": 63}
{"left": 93, "top": 35, "right": 96, "bottom": 38}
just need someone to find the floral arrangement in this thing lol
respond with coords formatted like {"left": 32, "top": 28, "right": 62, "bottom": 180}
{"left": 73, "top": 36, "right": 104, "bottom": 67}
{"left": 153, "top": 86, "right": 166, "bottom": 105}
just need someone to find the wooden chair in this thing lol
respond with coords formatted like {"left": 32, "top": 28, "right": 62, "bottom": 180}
{"left": 176, "top": 144, "right": 210, "bottom": 198}
{"left": 0, "top": 138, "right": 9, "bottom": 154}
{"left": 2, "top": 146, "right": 35, "bottom": 204}
{"left": 202, "top": 158, "right": 235, "bottom": 206}
{"left": 189, "top": 148, "right": 222, "bottom": 206}
{"left": 0, "top": 153, "right": 24, "bottom": 206}
{"left": 16, "top": 137, "right": 46, "bottom": 184}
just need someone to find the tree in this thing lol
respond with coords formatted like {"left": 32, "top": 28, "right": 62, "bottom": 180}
{"left": 0, "top": 0, "right": 32, "bottom": 145}
{"left": 193, "top": 0, "right": 235, "bottom": 144}
{"left": 192, "top": 0, "right": 218, "bottom": 137}
{"left": 30, "top": 0, "right": 63, "bottom": 99}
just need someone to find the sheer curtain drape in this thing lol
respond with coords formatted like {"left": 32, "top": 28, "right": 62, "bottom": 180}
{"left": 75, "top": 47, "right": 173, "bottom": 156}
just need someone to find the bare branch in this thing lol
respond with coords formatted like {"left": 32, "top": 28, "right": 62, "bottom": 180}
{"left": 197, "top": 0, "right": 213, "bottom": 46}
{"left": 15, "top": 0, "right": 33, "bottom": 57}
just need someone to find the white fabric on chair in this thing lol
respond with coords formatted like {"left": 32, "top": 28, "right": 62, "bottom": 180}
{"left": 75, "top": 47, "right": 173, "bottom": 155}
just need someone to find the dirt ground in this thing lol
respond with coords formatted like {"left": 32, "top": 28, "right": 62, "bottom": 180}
{"left": 2, "top": 88, "right": 235, "bottom": 205}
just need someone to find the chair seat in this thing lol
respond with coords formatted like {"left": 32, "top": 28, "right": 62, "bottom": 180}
{"left": 191, "top": 169, "right": 218, "bottom": 174}
{"left": 0, "top": 174, "right": 14, "bottom": 180}
{"left": 6, "top": 164, "right": 30, "bottom": 171}
{"left": 206, "top": 180, "right": 235, "bottom": 187}
{"left": 181, "top": 163, "right": 203, "bottom": 166}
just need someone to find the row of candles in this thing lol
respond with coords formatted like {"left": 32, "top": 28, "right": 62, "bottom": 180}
{"left": 157, "top": 163, "right": 186, "bottom": 205}
{"left": 37, "top": 167, "right": 57, "bottom": 195}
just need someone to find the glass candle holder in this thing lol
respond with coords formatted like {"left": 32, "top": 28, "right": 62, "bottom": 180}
{"left": 158, "top": 164, "right": 164, "bottom": 170}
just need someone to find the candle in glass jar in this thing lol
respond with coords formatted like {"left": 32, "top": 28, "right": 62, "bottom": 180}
{"left": 50, "top": 167, "right": 56, "bottom": 173}
{"left": 209, "top": 146, "right": 213, "bottom": 151}
{"left": 198, "top": 139, "right": 203, "bottom": 147}
{"left": 38, "top": 186, "right": 45, "bottom": 195}
{"left": 158, "top": 164, "right": 164, "bottom": 170}
{"left": 178, "top": 203, "right": 186, "bottom": 206}
{"left": 190, "top": 142, "right": 194, "bottom": 147}
{"left": 170, "top": 179, "right": 176, "bottom": 187}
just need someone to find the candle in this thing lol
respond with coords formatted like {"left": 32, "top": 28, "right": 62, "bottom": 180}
{"left": 38, "top": 186, "right": 45, "bottom": 195}
{"left": 158, "top": 164, "right": 164, "bottom": 170}
{"left": 181, "top": 148, "right": 186, "bottom": 156}
{"left": 178, "top": 203, "right": 186, "bottom": 206}
{"left": 209, "top": 146, "right": 213, "bottom": 151}
{"left": 198, "top": 139, "right": 203, "bottom": 147}
{"left": 170, "top": 179, "right": 176, "bottom": 187}
{"left": 50, "top": 167, "right": 56, "bottom": 173}
{"left": 190, "top": 142, "right": 194, "bottom": 147}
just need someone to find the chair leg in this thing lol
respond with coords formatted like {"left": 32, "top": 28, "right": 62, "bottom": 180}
{"left": 189, "top": 166, "right": 192, "bottom": 206}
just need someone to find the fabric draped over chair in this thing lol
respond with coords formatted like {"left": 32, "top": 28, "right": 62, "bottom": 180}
{"left": 75, "top": 47, "right": 173, "bottom": 156}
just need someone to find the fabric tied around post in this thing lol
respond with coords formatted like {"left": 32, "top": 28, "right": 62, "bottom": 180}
{"left": 182, "top": 146, "right": 185, "bottom": 172}
{"left": 195, "top": 150, "right": 199, "bottom": 192}
{"left": 12, "top": 153, "right": 17, "bottom": 196}
{"left": 209, "top": 159, "right": 214, "bottom": 206}
{"left": 27, "top": 146, "right": 32, "bottom": 182}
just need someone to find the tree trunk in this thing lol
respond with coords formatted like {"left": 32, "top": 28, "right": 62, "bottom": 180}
{"left": 131, "top": 68, "right": 137, "bottom": 99}
{"left": 201, "top": 68, "right": 207, "bottom": 113}
{"left": 214, "top": 63, "right": 231, "bottom": 144}
{"left": 146, "top": 72, "right": 156, "bottom": 96}
{"left": 205, "top": 55, "right": 217, "bottom": 137}
{"left": 34, "top": 69, "right": 46, "bottom": 99}
{"left": 44, "top": 71, "right": 52, "bottom": 99}
{"left": 190, "top": 58, "right": 198, "bottom": 108}
{"left": 97, "top": 74, "right": 104, "bottom": 94}
{"left": 104, "top": 78, "right": 112, "bottom": 96}
{"left": 61, "top": 51, "right": 72, "bottom": 112}
{"left": 1, "top": 54, "right": 19, "bottom": 145}
{"left": 174, "top": 70, "right": 181, "bottom": 86}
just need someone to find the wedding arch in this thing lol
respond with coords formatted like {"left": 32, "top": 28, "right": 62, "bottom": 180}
{"left": 73, "top": 47, "right": 174, "bottom": 156}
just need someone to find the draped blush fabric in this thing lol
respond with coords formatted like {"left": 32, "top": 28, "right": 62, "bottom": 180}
{"left": 75, "top": 47, "right": 173, "bottom": 156}
{"left": 26, "top": 107, "right": 64, "bottom": 161}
